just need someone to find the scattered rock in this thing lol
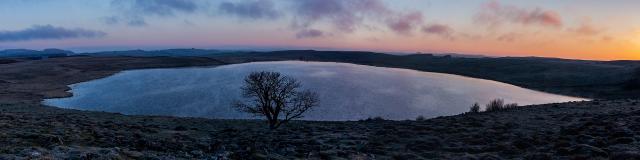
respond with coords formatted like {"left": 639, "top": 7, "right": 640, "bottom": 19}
{"left": 614, "top": 137, "right": 635, "bottom": 144}
{"left": 612, "top": 151, "right": 640, "bottom": 160}
{"left": 569, "top": 144, "right": 608, "bottom": 157}
{"left": 174, "top": 126, "right": 188, "bottom": 131}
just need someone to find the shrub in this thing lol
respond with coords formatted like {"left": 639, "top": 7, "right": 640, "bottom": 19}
{"left": 484, "top": 99, "right": 520, "bottom": 112}
{"left": 363, "top": 116, "right": 385, "bottom": 122}
{"left": 485, "top": 99, "right": 505, "bottom": 112}
{"left": 373, "top": 116, "right": 385, "bottom": 121}
{"left": 469, "top": 103, "right": 481, "bottom": 113}
{"left": 504, "top": 103, "right": 519, "bottom": 109}
{"left": 415, "top": 115, "right": 426, "bottom": 121}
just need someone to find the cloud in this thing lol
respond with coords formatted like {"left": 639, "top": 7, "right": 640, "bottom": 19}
{"left": 570, "top": 22, "right": 604, "bottom": 36}
{"left": 386, "top": 12, "right": 423, "bottom": 35}
{"left": 601, "top": 36, "right": 613, "bottom": 42}
{"left": 295, "top": 29, "right": 325, "bottom": 39}
{"left": 219, "top": 0, "right": 280, "bottom": 19}
{"left": 290, "top": 0, "right": 424, "bottom": 36}
{"left": 102, "top": 16, "right": 148, "bottom": 26}
{"left": 126, "top": 17, "right": 148, "bottom": 26}
{"left": 0, "top": 25, "right": 106, "bottom": 42}
{"left": 475, "top": 1, "right": 562, "bottom": 28}
{"left": 460, "top": 33, "right": 483, "bottom": 40}
{"left": 103, "top": 0, "right": 426, "bottom": 37}
{"left": 290, "top": 0, "right": 391, "bottom": 33}
{"left": 108, "top": 0, "right": 199, "bottom": 26}
{"left": 496, "top": 32, "right": 521, "bottom": 42}
{"left": 102, "top": 16, "right": 120, "bottom": 25}
{"left": 422, "top": 24, "right": 454, "bottom": 39}
{"left": 112, "top": 0, "right": 197, "bottom": 17}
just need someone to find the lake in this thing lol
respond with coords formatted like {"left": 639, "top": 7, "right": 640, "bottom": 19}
{"left": 44, "top": 61, "right": 586, "bottom": 121}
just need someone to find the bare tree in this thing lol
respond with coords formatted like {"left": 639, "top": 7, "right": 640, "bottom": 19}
{"left": 233, "top": 71, "right": 319, "bottom": 129}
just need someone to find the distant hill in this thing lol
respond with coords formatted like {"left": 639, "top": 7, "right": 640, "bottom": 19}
{"left": 2, "top": 48, "right": 638, "bottom": 98}
{"left": 0, "top": 49, "right": 72, "bottom": 59}
{"left": 76, "top": 49, "right": 238, "bottom": 57}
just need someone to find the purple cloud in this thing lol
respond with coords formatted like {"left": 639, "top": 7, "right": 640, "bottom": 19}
{"left": 296, "top": 29, "right": 325, "bottom": 39}
{"left": 386, "top": 12, "right": 423, "bottom": 35}
{"left": 290, "top": 0, "right": 425, "bottom": 37}
{"left": 475, "top": 1, "right": 562, "bottom": 28}
{"left": 0, "top": 25, "right": 106, "bottom": 42}
{"left": 109, "top": 0, "right": 199, "bottom": 26}
{"left": 219, "top": 0, "right": 280, "bottom": 19}
{"left": 290, "top": 0, "right": 390, "bottom": 32}
{"left": 105, "top": 0, "right": 427, "bottom": 37}
{"left": 422, "top": 24, "right": 454, "bottom": 39}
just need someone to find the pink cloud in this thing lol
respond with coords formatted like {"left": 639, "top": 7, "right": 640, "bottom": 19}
{"left": 296, "top": 29, "right": 325, "bottom": 39}
{"left": 475, "top": 1, "right": 562, "bottom": 28}
{"left": 570, "top": 22, "right": 604, "bottom": 36}
{"left": 496, "top": 32, "right": 521, "bottom": 42}
{"left": 601, "top": 36, "right": 613, "bottom": 42}
{"left": 422, "top": 24, "right": 454, "bottom": 39}
{"left": 386, "top": 12, "right": 424, "bottom": 35}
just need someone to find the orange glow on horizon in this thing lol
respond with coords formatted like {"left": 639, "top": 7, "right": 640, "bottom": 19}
{"left": 299, "top": 30, "right": 640, "bottom": 61}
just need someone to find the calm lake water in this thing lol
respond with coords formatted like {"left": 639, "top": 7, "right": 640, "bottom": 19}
{"left": 44, "top": 61, "right": 586, "bottom": 121}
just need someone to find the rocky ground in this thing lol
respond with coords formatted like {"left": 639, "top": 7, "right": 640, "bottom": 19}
{"left": 1, "top": 57, "right": 639, "bottom": 159}
{"left": 2, "top": 100, "right": 640, "bottom": 159}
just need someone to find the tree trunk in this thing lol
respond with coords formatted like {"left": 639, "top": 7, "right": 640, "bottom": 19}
{"left": 268, "top": 119, "right": 279, "bottom": 129}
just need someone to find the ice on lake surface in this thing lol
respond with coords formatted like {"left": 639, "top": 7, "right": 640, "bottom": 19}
{"left": 44, "top": 61, "right": 587, "bottom": 121}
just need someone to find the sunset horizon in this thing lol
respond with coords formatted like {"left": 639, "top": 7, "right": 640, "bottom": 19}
{"left": 1, "top": 0, "right": 639, "bottom": 60}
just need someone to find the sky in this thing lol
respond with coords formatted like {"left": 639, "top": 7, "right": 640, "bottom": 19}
{"left": 1, "top": 0, "right": 639, "bottom": 60}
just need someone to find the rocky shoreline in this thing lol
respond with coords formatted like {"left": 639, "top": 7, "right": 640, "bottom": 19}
{"left": 1, "top": 57, "right": 639, "bottom": 159}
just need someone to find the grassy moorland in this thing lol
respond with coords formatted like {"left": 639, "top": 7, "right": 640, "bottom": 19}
{"left": 2, "top": 98, "right": 640, "bottom": 159}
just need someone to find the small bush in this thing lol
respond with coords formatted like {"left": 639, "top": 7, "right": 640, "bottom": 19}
{"left": 484, "top": 99, "right": 519, "bottom": 112}
{"left": 485, "top": 99, "right": 505, "bottom": 112}
{"left": 174, "top": 126, "right": 188, "bottom": 131}
{"left": 504, "top": 103, "right": 518, "bottom": 109}
{"left": 363, "top": 116, "right": 386, "bottom": 122}
{"left": 469, "top": 103, "right": 481, "bottom": 113}
{"left": 415, "top": 115, "right": 426, "bottom": 121}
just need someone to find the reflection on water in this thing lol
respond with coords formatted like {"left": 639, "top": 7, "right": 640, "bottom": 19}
{"left": 44, "top": 61, "right": 587, "bottom": 121}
